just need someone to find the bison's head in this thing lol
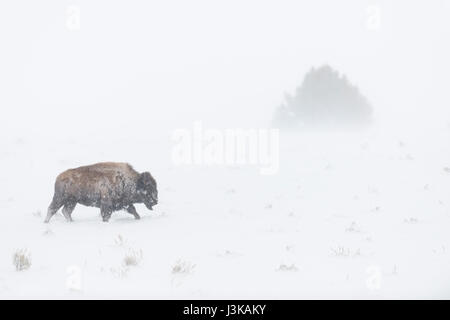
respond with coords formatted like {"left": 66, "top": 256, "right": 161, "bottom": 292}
{"left": 137, "top": 172, "right": 158, "bottom": 209}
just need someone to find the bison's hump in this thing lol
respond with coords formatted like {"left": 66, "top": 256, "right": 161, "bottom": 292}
{"left": 74, "top": 162, "right": 136, "bottom": 173}
{"left": 56, "top": 162, "right": 139, "bottom": 183}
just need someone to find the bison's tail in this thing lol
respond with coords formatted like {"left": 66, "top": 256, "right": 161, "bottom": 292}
{"left": 44, "top": 190, "right": 65, "bottom": 223}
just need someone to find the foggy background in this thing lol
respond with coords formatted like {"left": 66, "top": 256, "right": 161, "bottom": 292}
{"left": 1, "top": 0, "right": 449, "bottom": 140}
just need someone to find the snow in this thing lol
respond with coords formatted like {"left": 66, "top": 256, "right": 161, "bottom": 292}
{"left": 1, "top": 125, "right": 450, "bottom": 299}
{"left": 1, "top": 0, "right": 450, "bottom": 300}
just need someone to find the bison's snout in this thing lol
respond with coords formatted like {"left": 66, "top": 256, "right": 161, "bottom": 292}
{"left": 144, "top": 192, "right": 158, "bottom": 210}
{"left": 144, "top": 200, "right": 156, "bottom": 210}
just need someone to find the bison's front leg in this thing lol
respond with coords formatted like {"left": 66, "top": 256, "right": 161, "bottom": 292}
{"left": 101, "top": 206, "right": 113, "bottom": 222}
{"left": 126, "top": 204, "right": 141, "bottom": 220}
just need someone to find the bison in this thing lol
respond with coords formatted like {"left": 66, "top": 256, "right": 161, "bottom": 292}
{"left": 44, "top": 162, "right": 158, "bottom": 223}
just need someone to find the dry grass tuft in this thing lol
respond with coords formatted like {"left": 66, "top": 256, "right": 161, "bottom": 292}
{"left": 172, "top": 259, "right": 196, "bottom": 275}
{"left": 123, "top": 249, "right": 143, "bottom": 267}
{"left": 13, "top": 249, "right": 32, "bottom": 271}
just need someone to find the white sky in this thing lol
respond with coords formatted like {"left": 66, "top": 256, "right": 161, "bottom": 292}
{"left": 0, "top": 0, "right": 449, "bottom": 138}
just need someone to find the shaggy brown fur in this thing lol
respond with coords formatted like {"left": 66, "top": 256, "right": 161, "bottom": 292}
{"left": 44, "top": 162, "right": 158, "bottom": 223}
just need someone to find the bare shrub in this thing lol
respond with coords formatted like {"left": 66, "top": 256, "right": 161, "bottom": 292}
{"left": 345, "top": 221, "right": 361, "bottom": 233}
{"left": 277, "top": 263, "right": 298, "bottom": 272}
{"left": 32, "top": 211, "right": 42, "bottom": 218}
{"left": 123, "top": 249, "right": 143, "bottom": 267}
{"left": 110, "top": 266, "right": 129, "bottom": 278}
{"left": 226, "top": 188, "right": 236, "bottom": 194}
{"left": 404, "top": 217, "right": 418, "bottom": 224}
{"left": 114, "top": 234, "right": 127, "bottom": 247}
{"left": 172, "top": 259, "right": 196, "bottom": 275}
{"left": 13, "top": 249, "right": 32, "bottom": 271}
{"left": 42, "top": 228, "right": 54, "bottom": 236}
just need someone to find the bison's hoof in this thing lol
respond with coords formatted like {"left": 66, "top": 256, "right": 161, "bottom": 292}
{"left": 134, "top": 215, "right": 141, "bottom": 220}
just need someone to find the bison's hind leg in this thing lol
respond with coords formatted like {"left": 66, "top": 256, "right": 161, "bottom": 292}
{"left": 127, "top": 204, "right": 141, "bottom": 220}
{"left": 62, "top": 201, "right": 76, "bottom": 222}
{"left": 44, "top": 197, "right": 64, "bottom": 223}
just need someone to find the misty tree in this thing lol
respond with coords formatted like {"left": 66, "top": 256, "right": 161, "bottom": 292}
{"left": 274, "top": 65, "right": 373, "bottom": 128}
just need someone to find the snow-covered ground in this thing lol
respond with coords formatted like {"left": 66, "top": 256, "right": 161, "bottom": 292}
{"left": 1, "top": 124, "right": 450, "bottom": 299}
